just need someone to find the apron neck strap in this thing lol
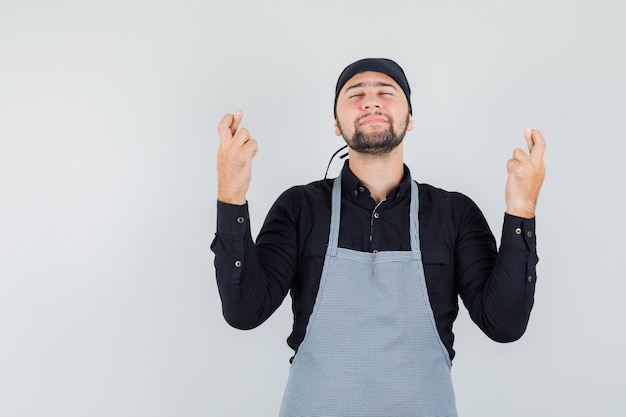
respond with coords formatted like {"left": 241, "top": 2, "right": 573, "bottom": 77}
{"left": 328, "top": 174, "right": 342, "bottom": 256}
{"left": 409, "top": 179, "right": 421, "bottom": 259}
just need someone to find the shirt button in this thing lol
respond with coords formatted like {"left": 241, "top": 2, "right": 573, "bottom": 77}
{"left": 372, "top": 249, "right": 379, "bottom": 254}
{"left": 528, "top": 275, "right": 533, "bottom": 282}
{"left": 359, "top": 186, "right": 365, "bottom": 193}
{"left": 527, "top": 231, "right": 533, "bottom": 237}
{"left": 234, "top": 260, "right": 242, "bottom": 268}
{"left": 373, "top": 212, "right": 380, "bottom": 219}
{"left": 515, "top": 228, "right": 522, "bottom": 235}
{"left": 354, "top": 190, "right": 358, "bottom": 196}
{"left": 237, "top": 216, "right": 245, "bottom": 224}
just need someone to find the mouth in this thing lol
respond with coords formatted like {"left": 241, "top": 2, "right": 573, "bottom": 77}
{"left": 358, "top": 113, "right": 389, "bottom": 126}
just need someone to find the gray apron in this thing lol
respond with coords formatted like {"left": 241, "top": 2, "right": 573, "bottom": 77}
{"left": 279, "top": 175, "right": 457, "bottom": 417}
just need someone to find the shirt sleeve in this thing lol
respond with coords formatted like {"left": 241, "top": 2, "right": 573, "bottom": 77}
{"left": 210, "top": 197, "right": 296, "bottom": 330}
{"left": 454, "top": 196, "right": 538, "bottom": 342}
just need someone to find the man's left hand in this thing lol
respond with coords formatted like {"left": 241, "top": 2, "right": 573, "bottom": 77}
{"left": 505, "top": 128, "right": 546, "bottom": 219}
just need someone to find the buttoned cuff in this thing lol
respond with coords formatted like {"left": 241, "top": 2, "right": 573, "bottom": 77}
{"left": 501, "top": 213, "right": 536, "bottom": 252}
{"left": 216, "top": 200, "right": 250, "bottom": 236}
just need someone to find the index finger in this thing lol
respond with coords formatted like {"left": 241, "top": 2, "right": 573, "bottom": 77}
{"left": 524, "top": 128, "right": 546, "bottom": 160}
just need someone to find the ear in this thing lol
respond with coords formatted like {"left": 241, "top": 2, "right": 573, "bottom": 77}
{"left": 407, "top": 114, "right": 414, "bottom": 132}
{"left": 334, "top": 119, "right": 341, "bottom": 136}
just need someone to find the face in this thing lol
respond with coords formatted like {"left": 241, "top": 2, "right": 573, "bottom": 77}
{"left": 334, "top": 71, "right": 413, "bottom": 156}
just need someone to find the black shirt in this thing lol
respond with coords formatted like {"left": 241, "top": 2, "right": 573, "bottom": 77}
{"left": 211, "top": 162, "right": 538, "bottom": 360}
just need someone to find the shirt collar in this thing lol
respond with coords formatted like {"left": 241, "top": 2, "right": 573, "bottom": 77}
{"left": 340, "top": 160, "right": 412, "bottom": 204}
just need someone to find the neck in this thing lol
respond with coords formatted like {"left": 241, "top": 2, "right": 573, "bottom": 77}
{"left": 347, "top": 144, "right": 405, "bottom": 204}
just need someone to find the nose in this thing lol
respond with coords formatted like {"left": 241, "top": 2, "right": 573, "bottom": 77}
{"left": 362, "top": 93, "right": 380, "bottom": 111}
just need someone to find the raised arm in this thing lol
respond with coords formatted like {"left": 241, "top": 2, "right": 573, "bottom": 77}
{"left": 212, "top": 111, "right": 294, "bottom": 330}
{"left": 457, "top": 129, "right": 546, "bottom": 342}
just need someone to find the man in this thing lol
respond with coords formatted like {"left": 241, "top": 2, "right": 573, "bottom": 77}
{"left": 212, "top": 58, "right": 545, "bottom": 416}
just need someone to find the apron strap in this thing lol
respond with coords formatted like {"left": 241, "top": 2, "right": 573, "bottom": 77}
{"left": 328, "top": 174, "right": 342, "bottom": 256}
{"left": 409, "top": 180, "right": 422, "bottom": 261}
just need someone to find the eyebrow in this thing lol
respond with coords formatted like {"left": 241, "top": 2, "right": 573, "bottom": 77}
{"left": 344, "top": 81, "right": 398, "bottom": 94}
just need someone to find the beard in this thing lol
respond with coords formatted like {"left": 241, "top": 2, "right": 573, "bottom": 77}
{"left": 338, "top": 112, "right": 409, "bottom": 156}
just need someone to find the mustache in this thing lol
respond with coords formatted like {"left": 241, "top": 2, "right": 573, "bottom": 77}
{"left": 356, "top": 112, "right": 391, "bottom": 125}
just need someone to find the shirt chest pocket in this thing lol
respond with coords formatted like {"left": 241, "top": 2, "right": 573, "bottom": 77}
{"left": 421, "top": 245, "right": 455, "bottom": 303}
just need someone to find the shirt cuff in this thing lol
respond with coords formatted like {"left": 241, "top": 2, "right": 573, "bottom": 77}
{"left": 501, "top": 213, "right": 536, "bottom": 252}
{"left": 216, "top": 200, "right": 250, "bottom": 236}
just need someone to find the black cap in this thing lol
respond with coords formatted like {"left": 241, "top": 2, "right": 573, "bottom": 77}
{"left": 334, "top": 58, "right": 412, "bottom": 117}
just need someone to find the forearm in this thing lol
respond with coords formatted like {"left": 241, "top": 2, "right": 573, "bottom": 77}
{"left": 463, "top": 214, "right": 538, "bottom": 342}
{"left": 211, "top": 201, "right": 290, "bottom": 330}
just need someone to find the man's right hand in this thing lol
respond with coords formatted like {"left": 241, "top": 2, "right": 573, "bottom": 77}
{"left": 217, "top": 110, "right": 258, "bottom": 205}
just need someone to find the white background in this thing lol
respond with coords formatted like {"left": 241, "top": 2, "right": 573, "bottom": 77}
{"left": 1, "top": 1, "right": 624, "bottom": 416}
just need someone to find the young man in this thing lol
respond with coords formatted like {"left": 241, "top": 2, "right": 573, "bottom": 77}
{"left": 212, "top": 58, "right": 546, "bottom": 416}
